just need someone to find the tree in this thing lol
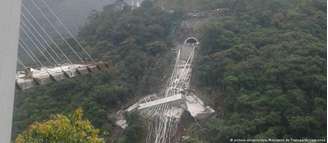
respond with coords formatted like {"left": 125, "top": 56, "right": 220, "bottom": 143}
{"left": 15, "top": 108, "right": 104, "bottom": 143}
{"left": 117, "top": 113, "right": 146, "bottom": 143}
{"left": 193, "top": 0, "right": 326, "bottom": 142}
{"left": 13, "top": 2, "right": 180, "bottom": 141}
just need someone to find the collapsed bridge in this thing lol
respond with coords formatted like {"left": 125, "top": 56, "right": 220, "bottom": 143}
{"left": 116, "top": 37, "right": 214, "bottom": 143}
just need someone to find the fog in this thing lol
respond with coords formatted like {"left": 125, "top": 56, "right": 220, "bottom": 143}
{"left": 47, "top": 0, "right": 116, "bottom": 34}
{"left": 25, "top": 0, "right": 116, "bottom": 35}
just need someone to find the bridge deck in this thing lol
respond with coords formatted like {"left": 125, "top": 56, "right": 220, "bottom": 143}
{"left": 16, "top": 62, "right": 109, "bottom": 90}
{"left": 138, "top": 94, "right": 183, "bottom": 110}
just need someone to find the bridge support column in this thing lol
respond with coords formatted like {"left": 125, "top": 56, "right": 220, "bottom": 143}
{"left": 0, "top": 0, "right": 21, "bottom": 142}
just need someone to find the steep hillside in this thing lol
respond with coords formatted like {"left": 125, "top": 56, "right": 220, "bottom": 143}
{"left": 188, "top": 0, "right": 326, "bottom": 142}
{"left": 13, "top": 0, "right": 326, "bottom": 142}
{"left": 13, "top": 2, "right": 182, "bottom": 142}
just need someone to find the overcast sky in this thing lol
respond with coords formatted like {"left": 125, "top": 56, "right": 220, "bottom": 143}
{"left": 45, "top": 0, "right": 116, "bottom": 34}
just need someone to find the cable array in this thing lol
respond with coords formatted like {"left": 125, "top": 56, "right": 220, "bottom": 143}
{"left": 17, "top": 58, "right": 27, "bottom": 68}
{"left": 18, "top": 0, "right": 95, "bottom": 69}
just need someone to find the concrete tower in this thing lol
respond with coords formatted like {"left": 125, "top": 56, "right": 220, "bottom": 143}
{"left": 0, "top": 0, "right": 21, "bottom": 142}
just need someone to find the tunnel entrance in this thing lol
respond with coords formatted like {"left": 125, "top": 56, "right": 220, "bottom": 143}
{"left": 184, "top": 37, "right": 199, "bottom": 45}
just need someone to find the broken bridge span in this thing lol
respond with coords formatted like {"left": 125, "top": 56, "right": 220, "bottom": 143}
{"left": 116, "top": 37, "right": 214, "bottom": 143}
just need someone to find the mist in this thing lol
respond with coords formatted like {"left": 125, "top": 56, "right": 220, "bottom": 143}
{"left": 27, "top": 0, "right": 116, "bottom": 35}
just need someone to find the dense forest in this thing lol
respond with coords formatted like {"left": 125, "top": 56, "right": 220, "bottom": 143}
{"left": 190, "top": 0, "right": 326, "bottom": 142}
{"left": 14, "top": 2, "right": 179, "bottom": 142}
{"left": 13, "top": 0, "right": 326, "bottom": 142}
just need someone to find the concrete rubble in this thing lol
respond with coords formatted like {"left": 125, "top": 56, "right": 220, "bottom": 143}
{"left": 115, "top": 39, "right": 214, "bottom": 143}
{"left": 115, "top": 93, "right": 215, "bottom": 129}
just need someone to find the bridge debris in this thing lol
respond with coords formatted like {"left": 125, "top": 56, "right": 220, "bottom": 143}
{"left": 185, "top": 93, "right": 215, "bottom": 119}
{"left": 138, "top": 94, "right": 184, "bottom": 110}
{"left": 115, "top": 37, "right": 214, "bottom": 143}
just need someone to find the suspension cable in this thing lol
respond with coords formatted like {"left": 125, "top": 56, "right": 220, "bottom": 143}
{"left": 27, "top": 0, "right": 85, "bottom": 63}
{"left": 19, "top": 40, "right": 52, "bottom": 76}
{"left": 21, "top": 19, "right": 60, "bottom": 66}
{"left": 21, "top": 4, "right": 73, "bottom": 65}
{"left": 19, "top": 43, "right": 37, "bottom": 66}
{"left": 19, "top": 40, "right": 43, "bottom": 67}
{"left": 20, "top": 26, "right": 54, "bottom": 66}
{"left": 21, "top": 13, "right": 63, "bottom": 65}
{"left": 39, "top": 0, "right": 95, "bottom": 63}
{"left": 22, "top": 24, "right": 68, "bottom": 74}
{"left": 17, "top": 57, "right": 27, "bottom": 68}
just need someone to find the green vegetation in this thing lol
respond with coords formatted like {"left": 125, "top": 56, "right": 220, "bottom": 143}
{"left": 192, "top": 0, "right": 326, "bottom": 142}
{"left": 15, "top": 108, "right": 104, "bottom": 143}
{"left": 14, "top": 73, "right": 123, "bottom": 141}
{"left": 154, "top": 0, "right": 227, "bottom": 12}
{"left": 13, "top": 2, "right": 181, "bottom": 142}
{"left": 117, "top": 113, "right": 146, "bottom": 143}
{"left": 79, "top": 1, "right": 182, "bottom": 94}
{"left": 13, "top": 0, "right": 326, "bottom": 142}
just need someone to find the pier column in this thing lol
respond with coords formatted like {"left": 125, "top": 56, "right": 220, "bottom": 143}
{"left": 0, "top": 0, "right": 21, "bottom": 142}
